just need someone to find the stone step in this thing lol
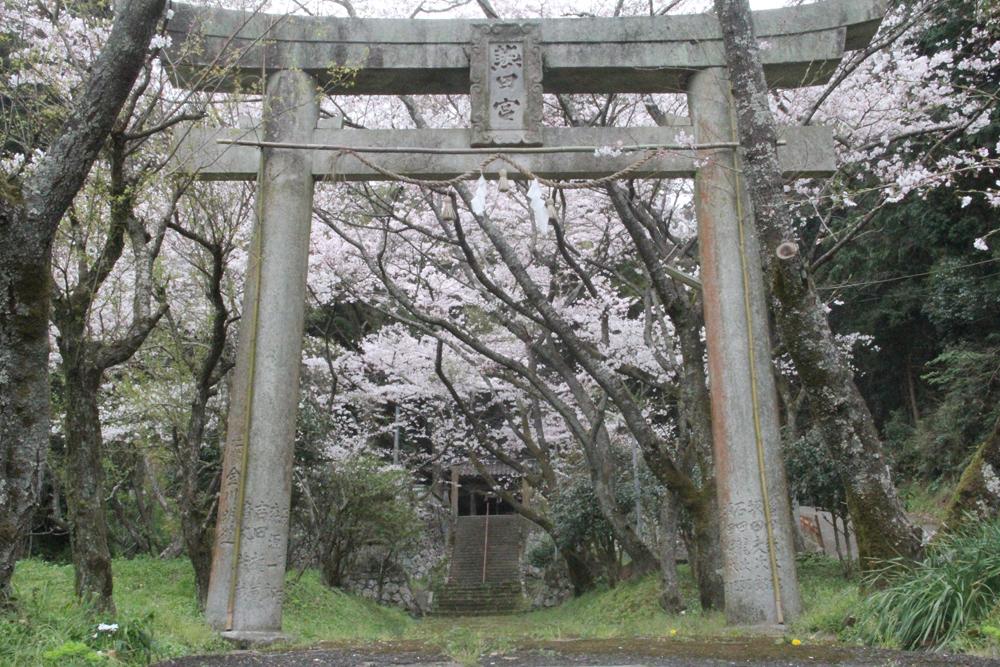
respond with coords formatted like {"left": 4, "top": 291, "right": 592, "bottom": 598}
{"left": 434, "top": 599, "right": 523, "bottom": 608}
{"left": 439, "top": 582, "right": 521, "bottom": 590}
{"left": 450, "top": 572, "right": 519, "bottom": 579}
{"left": 448, "top": 581, "right": 519, "bottom": 587}
{"left": 432, "top": 603, "right": 525, "bottom": 615}
{"left": 436, "top": 584, "right": 521, "bottom": 596}
{"left": 439, "top": 587, "right": 521, "bottom": 595}
{"left": 449, "top": 576, "right": 520, "bottom": 584}
{"left": 431, "top": 596, "right": 527, "bottom": 615}
{"left": 442, "top": 515, "right": 527, "bottom": 604}
{"left": 451, "top": 563, "right": 518, "bottom": 569}
{"left": 431, "top": 599, "right": 528, "bottom": 616}
{"left": 450, "top": 561, "right": 519, "bottom": 568}
{"left": 437, "top": 594, "right": 521, "bottom": 601}
{"left": 451, "top": 554, "right": 518, "bottom": 559}
{"left": 451, "top": 568, "right": 519, "bottom": 574}
{"left": 429, "top": 608, "right": 523, "bottom": 617}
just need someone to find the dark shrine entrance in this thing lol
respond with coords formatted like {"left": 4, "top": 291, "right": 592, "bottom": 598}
{"left": 448, "top": 461, "right": 524, "bottom": 518}
{"left": 457, "top": 476, "right": 517, "bottom": 517}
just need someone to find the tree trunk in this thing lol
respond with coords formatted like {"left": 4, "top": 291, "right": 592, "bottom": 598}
{"left": 712, "top": 0, "right": 922, "bottom": 565}
{"left": 181, "top": 505, "right": 215, "bottom": 607}
{"left": 0, "top": 0, "right": 166, "bottom": 603}
{"left": 0, "top": 207, "right": 50, "bottom": 605}
{"left": 687, "top": 491, "right": 726, "bottom": 611}
{"left": 535, "top": 341, "right": 660, "bottom": 578}
{"left": 590, "top": 465, "right": 658, "bottom": 578}
{"left": 177, "top": 378, "right": 221, "bottom": 608}
{"left": 163, "top": 221, "right": 231, "bottom": 607}
{"left": 945, "top": 418, "right": 1000, "bottom": 529}
{"left": 560, "top": 545, "right": 597, "bottom": 596}
{"left": 62, "top": 362, "right": 115, "bottom": 613}
{"left": 657, "top": 493, "right": 685, "bottom": 613}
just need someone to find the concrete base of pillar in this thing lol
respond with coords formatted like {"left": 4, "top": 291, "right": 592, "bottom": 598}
{"left": 220, "top": 630, "right": 290, "bottom": 647}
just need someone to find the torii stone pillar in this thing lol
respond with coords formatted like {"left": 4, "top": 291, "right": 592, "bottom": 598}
{"left": 689, "top": 67, "right": 801, "bottom": 625}
{"left": 204, "top": 70, "right": 318, "bottom": 640}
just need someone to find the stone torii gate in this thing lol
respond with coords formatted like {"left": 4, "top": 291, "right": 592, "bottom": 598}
{"left": 164, "top": 0, "right": 886, "bottom": 641}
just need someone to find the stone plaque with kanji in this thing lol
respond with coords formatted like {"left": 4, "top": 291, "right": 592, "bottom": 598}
{"left": 470, "top": 23, "right": 543, "bottom": 147}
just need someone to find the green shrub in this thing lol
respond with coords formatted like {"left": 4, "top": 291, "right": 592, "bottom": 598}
{"left": 41, "top": 641, "right": 107, "bottom": 665}
{"left": 292, "top": 452, "right": 422, "bottom": 589}
{"left": 853, "top": 518, "right": 1000, "bottom": 649}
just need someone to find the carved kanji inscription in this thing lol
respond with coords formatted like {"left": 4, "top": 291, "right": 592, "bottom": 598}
{"left": 470, "top": 24, "right": 542, "bottom": 146}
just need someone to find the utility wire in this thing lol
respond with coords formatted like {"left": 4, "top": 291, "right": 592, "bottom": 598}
{"left": 818, "top": 257, "right": 1000, "bottom": 291}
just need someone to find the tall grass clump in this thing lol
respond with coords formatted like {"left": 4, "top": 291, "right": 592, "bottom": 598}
{"left": 854, "top": 518, "right": 1000, "bottom": 650}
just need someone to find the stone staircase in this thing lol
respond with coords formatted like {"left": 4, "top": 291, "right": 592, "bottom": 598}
{"left": 432, "top": 515, "right": 527, "bottom": 616}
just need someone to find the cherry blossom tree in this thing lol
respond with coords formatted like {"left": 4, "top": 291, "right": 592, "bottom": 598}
{"left": 0, "top": 0, "right": 167, "bottom": 606}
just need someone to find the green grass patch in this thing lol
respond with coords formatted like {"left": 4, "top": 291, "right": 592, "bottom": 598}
{"left": 499, "top": 565, "right": 724, "bottom": 639}
{"left": 408, "top": 570, "right": 723, "bottom": 665}
{"left": 3, "top": 554, "right": 870, "bottom": 666}
{"left": 850, "top": 518, "right": 1000, "bottom": 652}
{"left": 900, "top": 480, "right": 954, "bottom": 523}
{"left": 282, "top": 569, "right": 411, "bottom": 642}
{"left": 792, "top": 554, "right": 860, "bottom": 637}
{"left": 411, "top": 558, "right": 864, "bottom": 664}
{"left": 2, "top": 558, "right": 411, "bottom": 666}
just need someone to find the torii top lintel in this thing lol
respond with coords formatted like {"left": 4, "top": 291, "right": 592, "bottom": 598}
{"left": 164, "top": 0, "right": 887, "bottom": 96}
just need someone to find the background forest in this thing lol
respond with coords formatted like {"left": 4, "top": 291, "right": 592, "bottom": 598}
{"left": 1, "top": 0, "right": 999, "bottom": 664}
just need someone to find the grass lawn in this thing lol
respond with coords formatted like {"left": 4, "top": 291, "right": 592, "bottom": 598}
{"left": 1, "top": 558, "right": 411, "bottom": 666}
{"left": 407, "top": 556, "right": 859, "bottom": 663}
{"left": 0, "top": 555, "right": 887, "bottom": 666}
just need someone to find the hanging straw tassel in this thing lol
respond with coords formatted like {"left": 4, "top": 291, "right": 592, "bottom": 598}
{"left": 498, "top": 169, "right": 511, "bottom": 192}
{"left": 545, "top": 198, "right": 558, "bottom": 222}
{"left": 441, "top": 194, "right": 457, "bottom": 222}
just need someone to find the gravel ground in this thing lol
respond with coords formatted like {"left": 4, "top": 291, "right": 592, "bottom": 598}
{"left": 154, "top": 637, "right": 1000, "bottom": 667}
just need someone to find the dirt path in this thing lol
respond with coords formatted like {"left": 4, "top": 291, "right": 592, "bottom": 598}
{"left": 155, "top": 637, "right": 1000, "bottom": 666}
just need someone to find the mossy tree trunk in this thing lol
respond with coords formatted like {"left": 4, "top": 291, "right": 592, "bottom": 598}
{"left": 712, "top": 0, "right": 923, "bottom": 564}
{"left": 0, "top": 0, "right": 167, "bottom": 604}
{"left": 0, "top": 203, "right": 52, "bottom": 606}
{"left": 560, "top": 546, "right": 597, "bottom": 596}
{"left": 657, "top": 493, "right": 685, "bottom": 613}
{"left": 51, "top": 134, "right": 167, "bottom": 611}
{"left": 534, "top": 341, "right": 660, "bottom": 579}
{"left": 945, "top": 418, "right": 1000, "bottom": 529}
{"left": 61, "top": 360, "right": 116, "bottom": 612}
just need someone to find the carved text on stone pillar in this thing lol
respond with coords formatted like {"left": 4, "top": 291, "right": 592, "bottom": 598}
{"left": 470, "top": 24, "right": 542, "bottom": 147}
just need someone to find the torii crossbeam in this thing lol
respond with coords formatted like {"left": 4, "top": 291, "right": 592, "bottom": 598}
{"left": 163, "top": 0, "right": 887, "bottom": 642}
